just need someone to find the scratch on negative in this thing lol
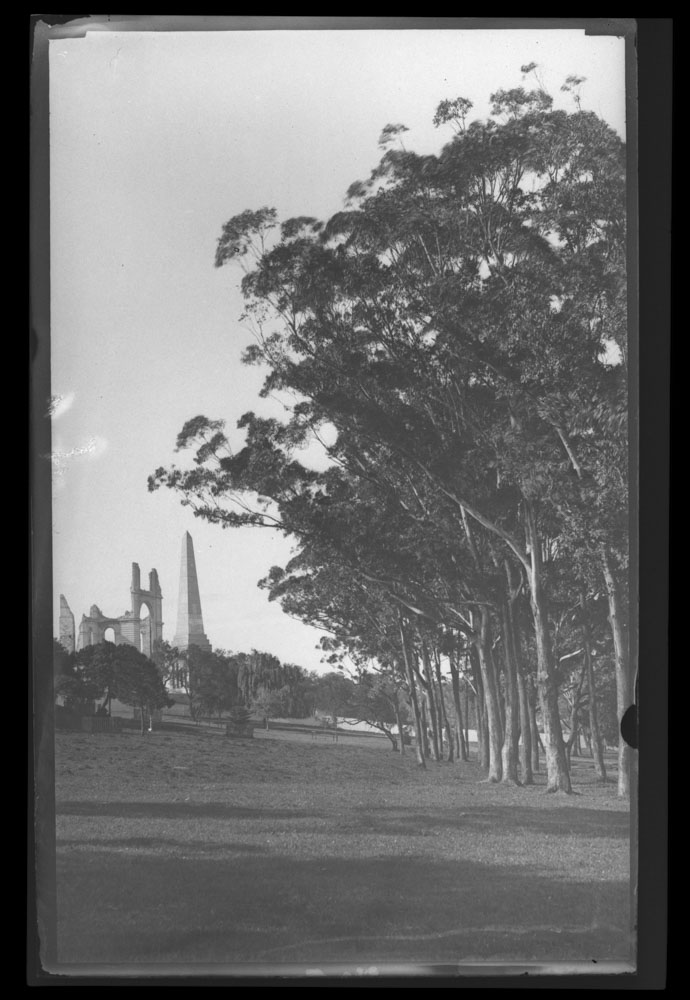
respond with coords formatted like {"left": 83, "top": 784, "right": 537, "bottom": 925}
{"left": 48, "top": 438, "right": 105, "bottom": 480}
{"left": 257, "top": 922, "right": 623, "bottom": 957}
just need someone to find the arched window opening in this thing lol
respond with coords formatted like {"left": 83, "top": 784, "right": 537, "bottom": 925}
{"left": 139, "top": 602, "right": 152, "bottom": 655}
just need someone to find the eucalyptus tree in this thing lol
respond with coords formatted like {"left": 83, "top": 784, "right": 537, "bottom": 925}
{"left": 347, "top": 671, "right": 410, "bottom": 752}
{"left": 151, "top": 77, "right": 628, "bottom": 794}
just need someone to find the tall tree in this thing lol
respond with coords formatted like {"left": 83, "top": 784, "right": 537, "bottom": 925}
{"left": 151, "top": 75, "right": 628, "bottom": 795}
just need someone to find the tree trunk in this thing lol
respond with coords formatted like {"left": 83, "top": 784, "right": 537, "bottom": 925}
{"left": 470, "top": 647, "right": 490, "bottom": 769}
{"left": 419, "top": 697, "right": 431, "bottom": 759}
{"left": 463, "top": 683, "right": 470, "bottom": 759}
{"left": 394, "top": 697, "right": 405, "bottom": 756}
{"left": 581, "top": 589, "right": 607, "bottom": 781}
{"left": 525, "top": 503, "right": 572, "bottom": 793}
{"left": 496, "top": 670, "right": 506, "bottom": 736}
{"left": 505, "top": 564, "right": 533, "bottom": 785}
{"left": 449, "top": 653, "right": 469, "bottom": 762}
{"left": 499, "top": 598, "right": 521, "bottom": 784}
{"left": 475, "top": 608, "right": 503, "bottom": 782}
{"left": 420, "top": 645, "right": 441, "bottom": 762}
{"left": 565, "top": 661, "right": 587, "bottom": 764}
{"left": 432, "top": 648, "right": 454, "bottom": 763}
{"left": 528, "top": 674, "right": 540, "bottom": 773}
{"left": 516, "top": 665, "right": 534, "bottom": 784}
{"left": 601, "top": 547, "right": 633, "bottom": 798}
{"left": 399, "top": 621, "right": 426, "bottom": 769}
{"left": 530, "top": 589, "right": 572, "bottom": 792}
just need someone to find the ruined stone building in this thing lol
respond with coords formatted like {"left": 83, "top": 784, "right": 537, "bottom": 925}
{"left": 58, "top": 533, "right": 211, "bottom": 690}
{"left": 59, "top": 563, "right": 164, "bottom": 658}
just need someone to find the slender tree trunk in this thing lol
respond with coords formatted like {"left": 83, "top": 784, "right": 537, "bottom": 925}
{"left": 420, "top": 645, "right": 441, "bottom": 762}
{"left": 431, "top": 669, "right": 447, "bottom": 759}
{"left": 497, "top": 670, "right": 506, "bottom": 735}
{"left": 505, "top": 564, "right": 533, "bottom": 784}
{"left": 463, "top": 682, "right": 470, "bottom": 759}
{"left": 482, "top": 702, "right": 490, "bottom": 766}
{"left": 394, "top": 697, "right": 405, "bottom": 756}
{"left": 516, "top": 666, "right": 534, "bottom": 784}
{"left": 565, "top": 661, "right": 587, "bottom": 764}
{"left": 601, "top": 547, "right": 633, "bottom": 798}
{"left": 449, "top": 654, "right": 469, "bottom": 762}
{"left": 432, "top": 648, "right": 454, "bottom": 763}
{"left": 581, "top": 589, "right": 607, "bottom": 781}
{"left": 499, "top": 598, "right": 521, "bottom": 784}
{"left": 530, "top": 588, "right": 572, "bottom": 792}
{"left": 399, "top": 621, "right": 426, "bottom": 769}
{"left": 419, "top": 697, "right": 431, "bottom": 759}
{"left": 525, "top": 504, "right": 572, "bottom": 793}
{"left": 475, "top": 608, "right": 503, "bottom": 782}
{"left": 446, "top": 661, "right": 460, "bottom": 758}
{"left": 425, "top": 691, "right": 440, "bottom": 760}
{"left": 438, "top": 675, "right": 454, "bottom": 762}
{"left": 471, "top": 647, "right": 490, "bottom": 769}
{"left": 528, "top": 674, "right": 540, "bottom": 773}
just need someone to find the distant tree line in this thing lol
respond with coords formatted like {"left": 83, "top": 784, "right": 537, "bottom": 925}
{"left": 56, "top": 638, "right": 405, "bottom": 733}
{"left": 53, "top": 638, "right": 173, "bottom": 734}
{"left": 149, "top": 72, "right": 631, "bottom": 794}
{"left": 152, "top": 641, "right": 319, "bottom": 723}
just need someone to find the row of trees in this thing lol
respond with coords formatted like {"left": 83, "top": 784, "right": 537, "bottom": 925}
{"left": 150, "top": 73, "right": 632, "bottom": 794}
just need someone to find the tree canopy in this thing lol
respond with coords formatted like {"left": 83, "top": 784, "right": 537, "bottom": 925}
{"left": 150, "top": 76, "right": 630, "bottom": 795}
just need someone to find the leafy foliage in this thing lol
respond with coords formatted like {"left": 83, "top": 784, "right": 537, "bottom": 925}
{"left": 151, "top": 72, "right": 628, "bottom": 792}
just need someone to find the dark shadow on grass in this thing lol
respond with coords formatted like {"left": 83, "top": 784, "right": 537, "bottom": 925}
{"left": 58, "top": 836, "right": 270, "bottom": 854}
{"left": 349, "top": 805, "right": 630, "bottom": 839}
{"left": 56, "top": 801, "right": 323, "bottom": 820}
{"left": 55, "top": 851, "right": 633, "bottom": 967}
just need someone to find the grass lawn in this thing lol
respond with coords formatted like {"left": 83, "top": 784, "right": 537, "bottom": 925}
{"left": 53, "top": 724, "right": 633, "bottom": 971}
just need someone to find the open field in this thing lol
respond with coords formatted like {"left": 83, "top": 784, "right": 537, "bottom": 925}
{"left": 53, "top": 724, "right": 633, "bottom": 970}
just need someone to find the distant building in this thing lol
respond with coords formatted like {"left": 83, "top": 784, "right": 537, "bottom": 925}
{"left": 60, "top": 562, "right": 164, "bottom": 659}
{"left": 58, "top": 533, "right": 212, "bottom": 691}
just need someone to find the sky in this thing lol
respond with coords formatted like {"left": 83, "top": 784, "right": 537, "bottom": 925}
{"left": 49, "top": 23, "right": 626, "bottom": 672}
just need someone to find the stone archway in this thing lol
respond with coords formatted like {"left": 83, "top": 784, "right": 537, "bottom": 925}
{"left": 130, "top": 563, "right": 163, "bottom": 656}
{"left": 74, "top": 561, "right": 164, "bottom": 655}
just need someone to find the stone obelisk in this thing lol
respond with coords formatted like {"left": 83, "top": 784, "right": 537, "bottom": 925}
{"left": 59, "top": 594, "right": 76, "bottom": 653}
{"left": 172, "top": 532, "right": 212, "bottom": 652}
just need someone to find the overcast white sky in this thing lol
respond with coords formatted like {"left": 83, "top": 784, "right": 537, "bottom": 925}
{"left": 49, "top": 25, "right": 626, "bottom": 671}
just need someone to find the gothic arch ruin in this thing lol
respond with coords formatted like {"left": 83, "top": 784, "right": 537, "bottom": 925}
{"left": 61, "top": 562, "right": 164, "bottom": 658}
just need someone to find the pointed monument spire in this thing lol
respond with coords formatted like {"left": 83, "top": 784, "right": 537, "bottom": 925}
{"left": 172, "top": 532, "right": 212, "bottom": 652}
{"left": 59, "top": 594, "right": 75, "bottom": 653}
